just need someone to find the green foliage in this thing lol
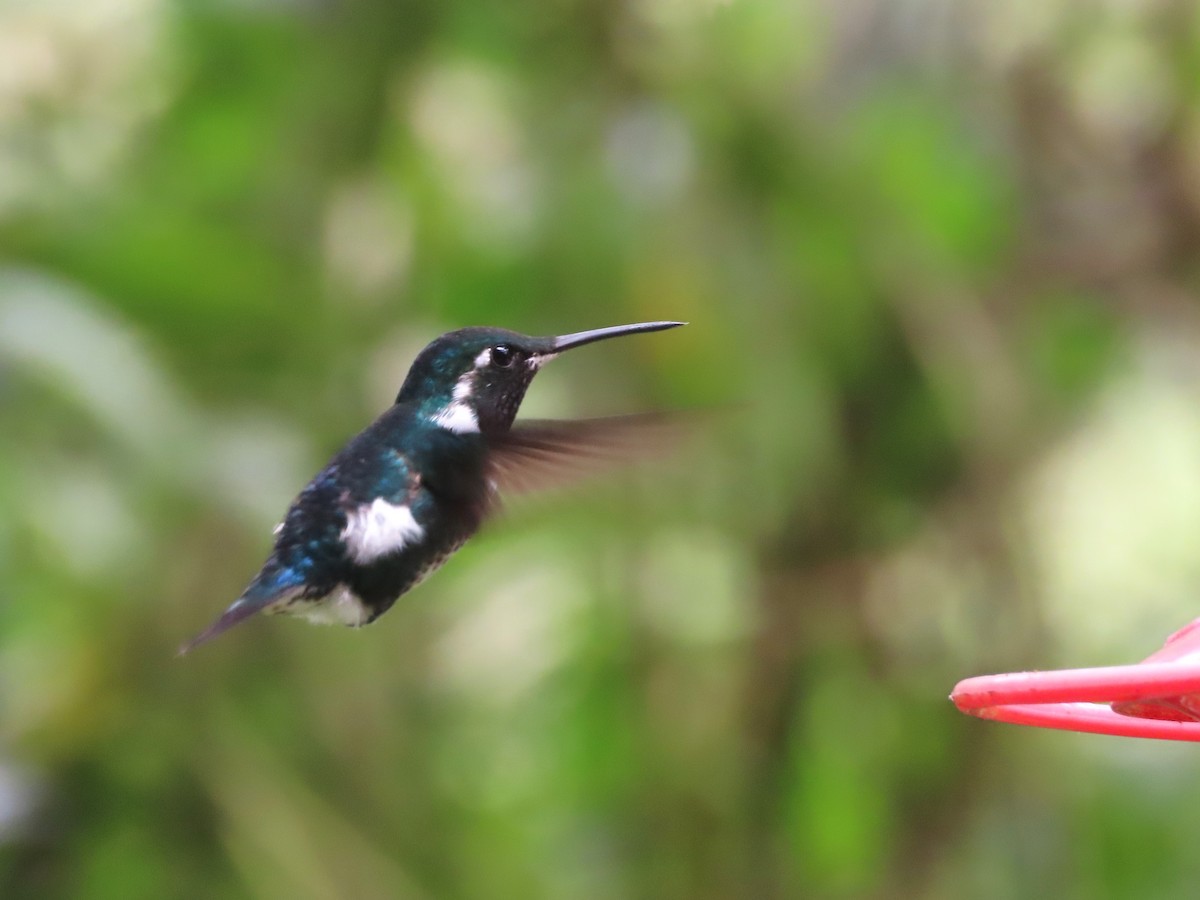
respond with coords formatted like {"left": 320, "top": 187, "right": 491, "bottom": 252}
{"left": 3, "top": 1, "right": 1200, "bottom": 898}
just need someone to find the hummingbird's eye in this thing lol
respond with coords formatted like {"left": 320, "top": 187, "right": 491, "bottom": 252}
{"left": 492, "top": 345, "right": 516, "bottom": 368}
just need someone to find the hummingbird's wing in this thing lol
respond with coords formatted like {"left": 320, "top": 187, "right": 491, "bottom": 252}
{"left": 484, "top": 413, "right": 679, "bottom": 499}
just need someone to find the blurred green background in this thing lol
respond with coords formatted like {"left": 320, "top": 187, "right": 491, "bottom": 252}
{"left": 5, "top": 0, "right": 1200, "bottom": 897}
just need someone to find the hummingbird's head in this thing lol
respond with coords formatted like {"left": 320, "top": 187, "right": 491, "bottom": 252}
{"left": 396, "top": 321, "right": 684, "bottom": 434}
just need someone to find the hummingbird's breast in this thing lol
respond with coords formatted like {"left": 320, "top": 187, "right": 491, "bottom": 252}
{"left": 265, "top": 406, "right": 493, "bottom": 627}
{"left": 338, "top": 419, "right": 490, "bottom": 620}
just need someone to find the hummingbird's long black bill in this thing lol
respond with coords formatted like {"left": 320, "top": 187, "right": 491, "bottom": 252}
{"left": 551, "top": 321, "right": 686, "bottom": 352}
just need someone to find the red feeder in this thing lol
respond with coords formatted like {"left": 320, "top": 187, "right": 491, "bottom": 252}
{"left": 952, "top": 617, "right": 1200, "bottom": 740}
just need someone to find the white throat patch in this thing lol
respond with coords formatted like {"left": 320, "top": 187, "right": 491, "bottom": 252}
{"left": 432, "top": 402, "right": 479, "bottom": 433}
{"left": 430, "top": 368, "right": 480, "bottom": 434}
{"left": 341, "top": 497, "right": 425, "bottom": 564}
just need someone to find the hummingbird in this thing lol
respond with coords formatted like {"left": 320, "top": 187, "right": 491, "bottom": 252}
{"left": 180, "top": 320, "right": 685, "bottom": 653}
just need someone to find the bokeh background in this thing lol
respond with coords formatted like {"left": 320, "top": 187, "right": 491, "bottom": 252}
{"left": 5, "top": 0, "right": 1200, "bottom": 897}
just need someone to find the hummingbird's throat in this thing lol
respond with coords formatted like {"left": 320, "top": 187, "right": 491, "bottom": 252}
{"left": 428, "top": 347, "right": 551, "bottom": 435}
{"left": 430, "top": 370, "right": 480, "bottom": 434}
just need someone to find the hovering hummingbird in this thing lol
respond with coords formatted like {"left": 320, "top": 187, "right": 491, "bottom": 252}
{"left": 180, "top": 320, "right": 685, "bottom": 653}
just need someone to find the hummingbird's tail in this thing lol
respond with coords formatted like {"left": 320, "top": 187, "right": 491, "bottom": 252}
{"left": 178, "top": 565, "right": 304, "bottom": 655}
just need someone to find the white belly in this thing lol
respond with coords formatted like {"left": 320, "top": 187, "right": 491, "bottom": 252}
{"left": 269, "top": 585, "right": 372, "bottom": 627}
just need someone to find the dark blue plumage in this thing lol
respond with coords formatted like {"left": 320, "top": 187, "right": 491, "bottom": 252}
{"left": 181, "top": 321, "right": 684, "bottom": 653}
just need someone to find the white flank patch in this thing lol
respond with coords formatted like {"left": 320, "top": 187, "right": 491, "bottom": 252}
{"left": 341, "top": 497, "right": 425, "bottom": 564}
{"left": 293, "top": 586, "right": 372, "bottom": 627}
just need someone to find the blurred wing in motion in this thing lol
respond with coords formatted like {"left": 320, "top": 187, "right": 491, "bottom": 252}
{"left": 484, "top": 413, "right": 682, "bottom": 500}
